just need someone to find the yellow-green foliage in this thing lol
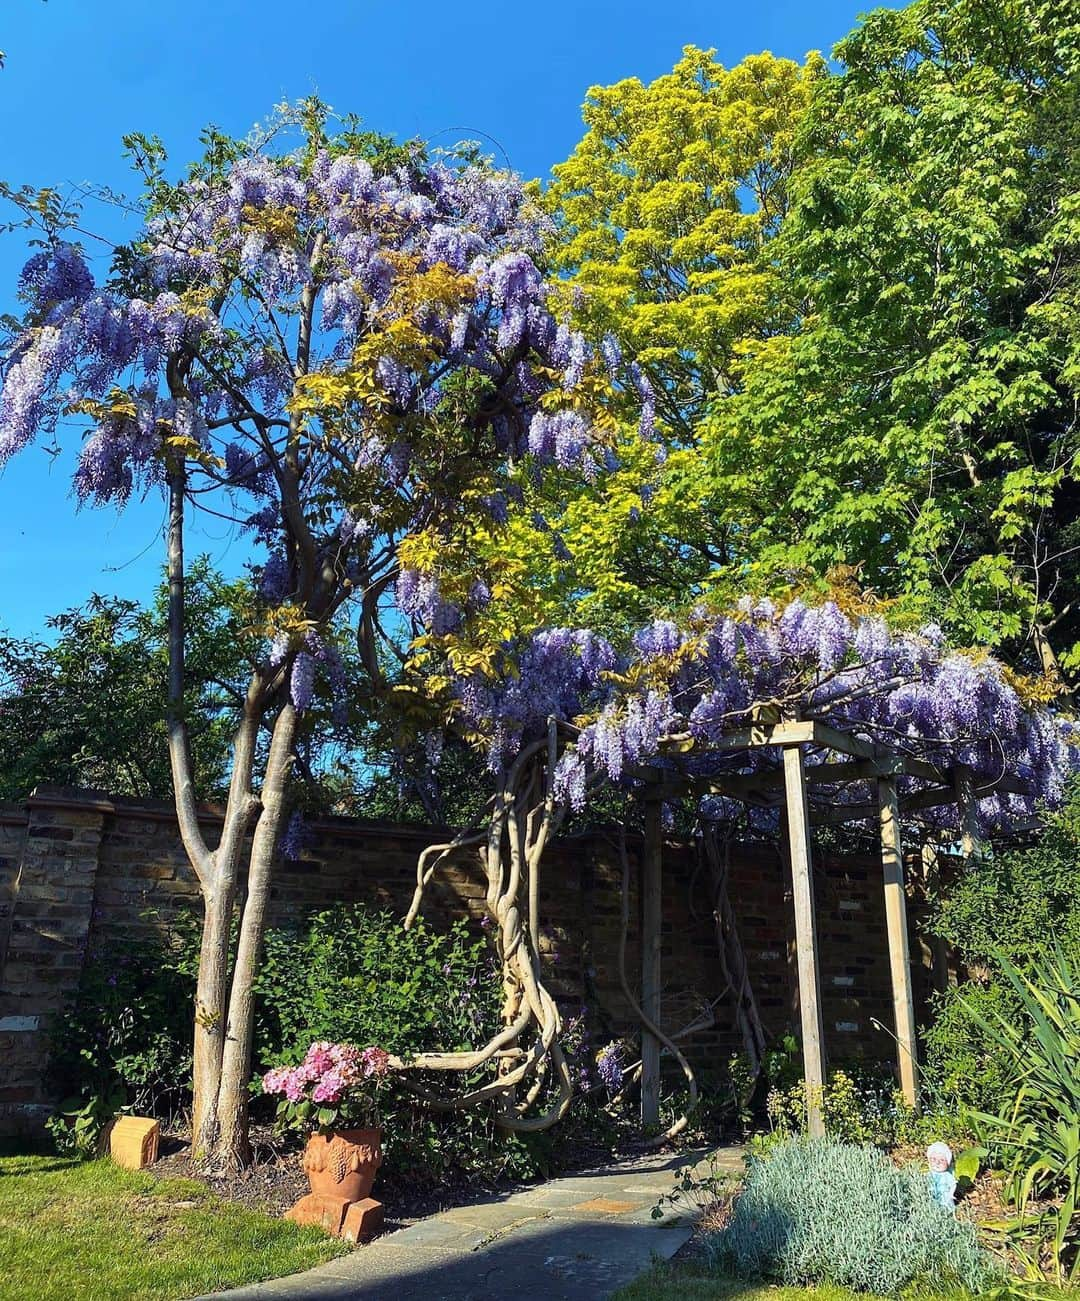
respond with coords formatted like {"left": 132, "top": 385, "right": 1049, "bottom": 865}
{"left": 492, "top": 48, "right": 826, "bottom": 637}
{"left": 545, "top": 47, "right": 824, "bottom": 426}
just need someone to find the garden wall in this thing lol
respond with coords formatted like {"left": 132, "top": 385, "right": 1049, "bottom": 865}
{"left": 0, "top": 786, "right": 930, "bottom": 1132}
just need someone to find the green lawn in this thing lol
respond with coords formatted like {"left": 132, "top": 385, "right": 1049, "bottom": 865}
{"left": 0, "top": 1152, "right": 349, "bottom": 1301}
{"left": 612, "top": 1270, "right": 919, "bottom": 1301}
{"left": 614, "top": 1264, "right": 1077, "bottom": 1301}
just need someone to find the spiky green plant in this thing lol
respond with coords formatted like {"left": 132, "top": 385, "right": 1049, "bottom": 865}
{"left": 964, "top": 946, "right": 1080, "bottom": 1281}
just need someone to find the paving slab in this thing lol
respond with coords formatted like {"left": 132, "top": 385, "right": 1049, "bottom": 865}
{"left": 194, "top": 1144, "right": 742, "bottom": 1301}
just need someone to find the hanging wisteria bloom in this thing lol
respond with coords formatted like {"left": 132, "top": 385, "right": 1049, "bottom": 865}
{"left": 446, "top": 597, "right": 1079, "bottom": 837}
{"left": 0, "top": 101, "right": 660, "bottom": 1169}
{"left": 0, "top": 103, "right": 645, "bottom": 671}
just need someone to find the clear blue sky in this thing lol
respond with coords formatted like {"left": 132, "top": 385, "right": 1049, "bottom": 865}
{"left": 0, "top": 0, "right": 873, "bottom": 639}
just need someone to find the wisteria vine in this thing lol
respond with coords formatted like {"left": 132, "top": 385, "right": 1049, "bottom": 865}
{"left": 448, "top": 598, "right": 1078, "bottom": 837}
{"left": 400, "top": 598, "right": 1077, "bottom": 1131}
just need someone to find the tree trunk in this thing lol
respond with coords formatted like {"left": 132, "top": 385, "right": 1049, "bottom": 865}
{"left": 209, "top": 704, "right": 299, "bottom": 1169}
{"left": 1033, "top": 622, "right": 1077, "bottom": 709}
{"left": 191, "top": 882, "right": 233, "bottom": 1156}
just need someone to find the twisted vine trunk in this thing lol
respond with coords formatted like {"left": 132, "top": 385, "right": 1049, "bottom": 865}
{"left": 700, "top": 826, "right": 766, "bottom": 1076}
{"left": 401, "top": 727, "right": 573, "bottom": 1129}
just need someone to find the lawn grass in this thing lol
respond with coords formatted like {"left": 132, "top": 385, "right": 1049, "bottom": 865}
{"left": 612, "top": 1267, "right": 889, "bottom": 1301}
{"left": 0, "top": 1152, "right": 349, "bottom": 1301}
{"left": 613, "top": 1262, "right": 1079, "bottom": 1301}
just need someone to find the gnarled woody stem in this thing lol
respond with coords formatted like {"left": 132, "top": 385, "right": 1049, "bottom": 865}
{"left": 398, "top": 722, "right": 570, "bottom": 1130}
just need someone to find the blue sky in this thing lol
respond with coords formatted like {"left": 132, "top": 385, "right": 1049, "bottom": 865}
{"left": 0, "top": 0, "right": 872, "bottom": 639}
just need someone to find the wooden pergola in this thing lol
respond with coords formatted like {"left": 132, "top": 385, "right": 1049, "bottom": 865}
{"left": 632, "top": 718, "right": 1030, "bottom": 1136}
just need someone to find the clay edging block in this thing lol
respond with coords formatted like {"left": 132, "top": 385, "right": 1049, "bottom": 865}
{"left": 342, "top": 1197, "right": 384, "bottom": 1242}
{"left": 109, "top": 1116, "right": 160, "bottom": 1170}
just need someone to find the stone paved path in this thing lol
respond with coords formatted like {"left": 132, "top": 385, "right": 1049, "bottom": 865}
{"left": 196, "top": 1145, "right": 744, "bottom": 1301}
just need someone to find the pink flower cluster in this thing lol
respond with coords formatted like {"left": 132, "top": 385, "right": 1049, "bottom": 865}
{"left": 262, "top": 1041, "right": 390, "bottom": 1106}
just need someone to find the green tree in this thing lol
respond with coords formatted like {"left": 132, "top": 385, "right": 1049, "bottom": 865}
{"left": 0, "top": 561, "right": 246, "bottom": 803}
{"left": 525, "top": 48, "right": 824, "bottom": 633}
{"left": 710, "top": 0, "right": 1080, "bottom": 678}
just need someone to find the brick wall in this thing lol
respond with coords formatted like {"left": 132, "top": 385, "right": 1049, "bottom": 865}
{"left": 0, "top": 786, "right": 925, "bottom": 1131}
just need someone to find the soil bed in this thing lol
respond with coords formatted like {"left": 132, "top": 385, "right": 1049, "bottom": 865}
{"left": 149, "top": 1121, "right": 641, "bottom": 1229}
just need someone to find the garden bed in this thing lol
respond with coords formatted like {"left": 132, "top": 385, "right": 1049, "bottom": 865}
{"left": 147, "top": 1118, "right": 634, "bottom": 1227}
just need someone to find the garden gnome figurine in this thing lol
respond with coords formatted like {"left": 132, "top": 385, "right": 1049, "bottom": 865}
{"left": 926, "top": 1141, "right": 957, "bottom": 1210}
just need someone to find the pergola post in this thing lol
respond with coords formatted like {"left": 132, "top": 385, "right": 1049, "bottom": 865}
{"left": 782, "top": 744, "right": 826, "bottom": 1138}
{"left": 640, "top": 798, "right": 663, "bottom": 1128}
{"left": 920, "top": 841, "right": 952, "bottom": 993}
{"left": 953, "top": 765, "right": 980, "bottom": 859}
{"left": 877, "top": 776, "right": 920, "bottom": 1108}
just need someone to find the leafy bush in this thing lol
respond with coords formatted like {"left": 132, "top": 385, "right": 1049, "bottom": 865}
{"left": 757, "top": 1061, "right": 961, "bottom": 1153}
{"left": 44, "top": 1088, "right": 126, "bottom": 1158}
{"left": 965, "top": 947, "right": 1080, "bottom": 1282}
{"left": 254, "top": 906, "right": 501, "bottom": 1067}
{"left": 48, "top": 912, "right": 199, "bottom": 1120}
{"left": 706, "top": 1138, "right": 994, "bottom": 1294}
{"left": 924, "top": 776, "right": 1080, "bottom": 1118}
{"left": 923, "top": 980, "right": 1025, "bottom": 1116}
{"left": 49, "top": 904, "right": 615, "bottom": 1187}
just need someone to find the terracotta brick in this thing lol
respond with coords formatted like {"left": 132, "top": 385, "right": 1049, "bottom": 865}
{"left": 110, "top": 1116, "right": 160, "bottom": 1169}
{"left": 341, "top": 1197, "right": 384, "bottom": 1241}
{"left": 285, "top": 1192, "right": 349, "bottom": 1235}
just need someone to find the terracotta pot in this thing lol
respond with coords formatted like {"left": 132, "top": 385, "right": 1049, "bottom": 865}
{"left": 301, "top": 1128, "right": 383, "bottom": 1202}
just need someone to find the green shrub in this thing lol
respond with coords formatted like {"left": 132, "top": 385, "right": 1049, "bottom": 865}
{"left": 48, "top": 913, "right": 199, "bottom": 1120}
{"left": 922, "top": 980, "right": 1025, "bottom": 1117}
{"left": 254, "top": 905, "right": 502, "bottom": 1067}
{"left": 706, "top": 1138, "right": 994, "bottom": 1294}
{"left": 48, "top": 904, "right": 616, "bottom": 1187}
{"left": 924, "top": 775, "right": 1080, "bottom": 1120}
{"left": 756, "top": 1060, "right": 962, "bottom": 1153}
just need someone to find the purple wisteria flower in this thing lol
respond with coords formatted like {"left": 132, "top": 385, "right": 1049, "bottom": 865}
{"left": 445, "top": 597, "right": 1079, "bottom": 832}
{"left": 597, "top": 1042, "right": 625, "bottom": 1093}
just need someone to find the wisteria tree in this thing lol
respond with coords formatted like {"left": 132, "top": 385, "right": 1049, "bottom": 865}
{"left": 400, "top": 596, "right": 1078, "bottom": 1129}
{"left": 0, "top": 102, "right": 641, "bottom": 1168}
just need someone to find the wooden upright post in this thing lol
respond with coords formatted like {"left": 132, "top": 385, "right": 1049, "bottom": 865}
{"left": 640, "top": 799, "right": 663, "bottom": 1128}
{"left": 878, "top": 776, "right": 920, "bottom": 1107}
{"left": 921, "top": 841, "right": 952, "bottom": 993}
{"left": 954, "top": 765, "right": 980, "bottom": 860}
{"left": 782, "top": 745, "right": 826, "bottom": 1138}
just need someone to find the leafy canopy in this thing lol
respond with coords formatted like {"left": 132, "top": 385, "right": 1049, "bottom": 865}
{"left": 708, "top": 0, "right": 1080, "bottom": 675}
{"left": 0, "top": 563, "right": 246, "bottom": 802}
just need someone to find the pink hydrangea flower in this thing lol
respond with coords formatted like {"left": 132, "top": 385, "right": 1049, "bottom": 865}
{"left": 361, "top": 1046, "right": 391, "bottom": 1078}
{"left": 331, "top": 1044, "right": 363, "bottom": 1086}
{"left": 261, "top": 1066, "right": 292, "bottom": 1095}
{"left": 304, "top": 1041, "right": 336, "bottom": 1076}
{"left": 311, "top": 1070, "right": 344, "bottom": 1104}
{"left": 283, "top": 1070, "right": 306, "bottom": 1103}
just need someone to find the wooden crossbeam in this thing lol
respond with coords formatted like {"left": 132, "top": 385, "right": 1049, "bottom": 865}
{"left": 634, "top": 721, "right": 1033, "bottom": 823}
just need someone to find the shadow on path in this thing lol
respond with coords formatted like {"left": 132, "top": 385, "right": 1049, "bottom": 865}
{"left": 194, "top": 1146, "right": 745, "bottom": 1301}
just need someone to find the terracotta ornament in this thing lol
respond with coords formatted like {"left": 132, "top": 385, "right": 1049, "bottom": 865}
{"left": 285, "top": 1128, "right": 384, "bottom": 1241}
{"left": 109, "top": 1116, "right": 160, "bottom": 1170}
